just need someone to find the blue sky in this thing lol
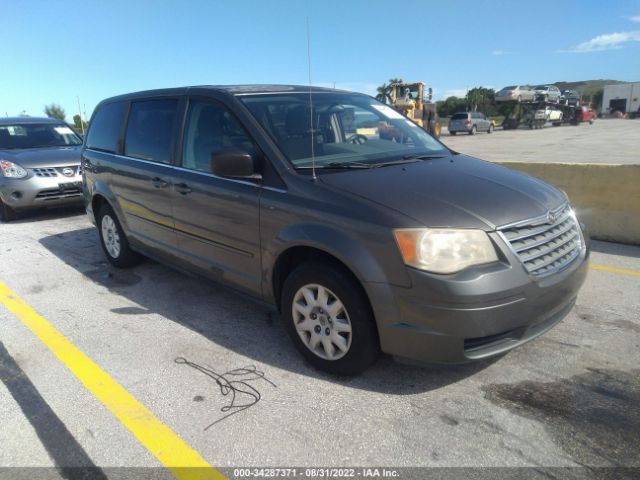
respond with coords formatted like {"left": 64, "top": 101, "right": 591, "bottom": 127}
{"left": 2, "top": 0, "right": 639, "bottom": 121}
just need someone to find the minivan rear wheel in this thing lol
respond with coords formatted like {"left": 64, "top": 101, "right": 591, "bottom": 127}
{"left": 281, "top": 262, "right": 379, "bottom": 375}
{"left": 97, "top": 204, "right": 141, "bottom": 268}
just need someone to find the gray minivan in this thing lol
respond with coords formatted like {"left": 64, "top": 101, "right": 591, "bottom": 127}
{"left": 82, "top": 85, "right": 589, "bottom": 375}
{"left": 448, "top": 112, "right": 493, "bottom": 135}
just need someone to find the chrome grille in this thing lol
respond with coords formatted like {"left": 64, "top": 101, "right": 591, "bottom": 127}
{"left": 500, "top": 205, "right": 582, "bottom": 277}
{"left": 35, "top": 187, "right": 82, "bottom": 200}
{"left": 32, "top": 167, "right": 58, "bottom": 177}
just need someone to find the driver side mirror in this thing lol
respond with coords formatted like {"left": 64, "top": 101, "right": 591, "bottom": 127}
{"left": 210, "top": 148, "right": 261, "bottom": 180}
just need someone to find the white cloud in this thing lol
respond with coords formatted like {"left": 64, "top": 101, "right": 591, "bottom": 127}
{"left": 629, "top": 15, "right": 640, "bottom": 22}
{"left": 491, "top": 50, "right": 511, "bottom": 56}
{"left": 560, "top": 30, "right": 640, "bottom": 52}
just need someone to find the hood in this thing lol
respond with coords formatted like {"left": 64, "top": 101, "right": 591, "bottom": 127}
{"left": 0, "top": 146, "right": 81, "bottom": 168}
{"left": 318, "top": 155, "right": 566, "bottom": 230}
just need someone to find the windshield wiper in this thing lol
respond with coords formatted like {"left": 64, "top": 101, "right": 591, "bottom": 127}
{"left": 402, "top": 154, "right": 448, "bottom": 160}
{"left": 372, "top": 154, "right": 447, "bottom": 168}
{"left": 295, "top": 161, "right": 372, "bottom": 170}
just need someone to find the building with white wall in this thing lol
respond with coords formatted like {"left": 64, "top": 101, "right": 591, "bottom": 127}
{"left": 602, "top": 83, "right": 640, "bottom": 114}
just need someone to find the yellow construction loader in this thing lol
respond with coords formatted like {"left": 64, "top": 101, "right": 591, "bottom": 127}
{"left": 389, "top": 82, "right": 442, "bottom": 138}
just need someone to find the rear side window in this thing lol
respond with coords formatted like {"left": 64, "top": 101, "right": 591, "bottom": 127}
{"left": 451, "top": 113, "right": 468, "bottom": 120}
{"left": 124, "top": 99, "right": 178, "bottom": 163}
{"left": 86, "top": 101, "right": 127, "bottom": 153}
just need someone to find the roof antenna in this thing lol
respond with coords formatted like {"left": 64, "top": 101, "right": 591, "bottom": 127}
{"left": 306, "top": 16, "right": 317, "bottom": 181}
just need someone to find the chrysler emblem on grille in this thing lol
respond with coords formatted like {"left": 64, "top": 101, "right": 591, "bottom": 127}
{"left": 62, "top": 167, "right": 74, "bottom": 177}
{"left": 547, "top": 211, "right": 557, "bottom": 224}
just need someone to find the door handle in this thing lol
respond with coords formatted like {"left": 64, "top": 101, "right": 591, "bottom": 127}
{"left": 151, "top": 177, "right": 169, "bottom": 188}
{"left": 174, "top": 183, "right": 192, "bottom": 195}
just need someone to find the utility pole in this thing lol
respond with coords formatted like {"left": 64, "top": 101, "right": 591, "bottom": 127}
{"left": 77, "top": 96, "right": 85, "bottom": 136}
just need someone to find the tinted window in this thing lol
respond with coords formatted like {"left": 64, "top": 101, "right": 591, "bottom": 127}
{"left": 0, "top": 123, "right": 81, "bottom": 149}
{"left": 451, "top": 113, "right": 468, "bottom": 120}
{"left": 182, "top": 100, "right": 256, "bottom": 173}
{"left": 124, "top": 99, "right": 178, "bottom": 163}
{"left": 86, "top": 101, "right": 127, "bottom": 153}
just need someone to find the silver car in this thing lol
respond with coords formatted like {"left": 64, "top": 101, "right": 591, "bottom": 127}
{"left": 0, "top": 117, "right": 83, "bottom": 221}
{"left": 533, "top": 85, "right": 562, "bottom": 103}
{"left": 448, "top": 111, "right": 494, "bottom": 135}
{"left": 495, "top": 85, "right": 536, "bottom": 102}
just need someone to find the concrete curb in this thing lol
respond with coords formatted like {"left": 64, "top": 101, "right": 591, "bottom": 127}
{"left": 496, "top": 162, "right": 640, "bottom": 245}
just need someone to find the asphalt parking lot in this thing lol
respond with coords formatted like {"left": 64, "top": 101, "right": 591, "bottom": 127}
{"left": 440, "top": 119, "right": 640, "bottom": 165}
{"left": 1, "top": 206, "right": 639, "bottom": 478}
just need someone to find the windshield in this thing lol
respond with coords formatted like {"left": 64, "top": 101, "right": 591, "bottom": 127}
{"left": 239, "top": 93, "right": 449, "bottom": 168}
{"left": 451, "top": 113, "right": 469, "bottom": 120}
{"left": 534, "top": 85, "right": 547, "bottom": 90}
{"left": 0, "top": 123, "right": 82, "bottom": 149}
{"left": 502, "top": 86, "right": 516, "bottom": 90}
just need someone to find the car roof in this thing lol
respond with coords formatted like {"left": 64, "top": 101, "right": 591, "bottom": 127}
{"left": 99, "top": 84, "right": 357, "bottom": 105}
{"left": 0, "top": 116, "right": 66, "bottom": 126}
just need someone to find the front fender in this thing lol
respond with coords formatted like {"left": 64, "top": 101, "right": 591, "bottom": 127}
{"left": 263, "top": 222, "right": 410, "bottom": 303}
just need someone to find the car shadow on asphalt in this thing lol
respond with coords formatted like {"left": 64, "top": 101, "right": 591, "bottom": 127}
{"left": 9, "top": 205, "right": 86, "bottom": 224}
{"left": 590, "top": 240, "right": 640, "bottom": 259}
{"left": 39, "top": 227, "right": 499, "bottom": 395}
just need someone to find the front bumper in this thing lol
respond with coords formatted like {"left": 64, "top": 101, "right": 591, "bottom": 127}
{"left": 0, "top": 173, "right": 83, "bottom": 210}
{"left": 366, "top": 234, "right": 590, "bottom": 364}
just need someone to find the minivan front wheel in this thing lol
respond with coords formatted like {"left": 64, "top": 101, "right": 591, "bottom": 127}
{"left": 97, "top": 204, "right": 141, "bottom": 268}
{"left": 281, "top": 262, "right": 379, "bottom": 375}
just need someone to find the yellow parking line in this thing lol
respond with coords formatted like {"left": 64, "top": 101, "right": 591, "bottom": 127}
{"left": 0, "top": 282, "right": 225, "bottom": 480}
{"left": 589, "top": 264, "right": 640, "bottom": 277}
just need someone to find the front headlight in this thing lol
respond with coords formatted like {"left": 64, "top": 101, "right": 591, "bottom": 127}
{"left": 0, "top": 160, "right": 28, "bottom": 178}
{"left": 393, "top": 228, "right": 499, "bottom": 274}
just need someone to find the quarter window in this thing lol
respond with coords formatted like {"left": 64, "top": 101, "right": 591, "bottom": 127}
{"left": 182, "top": 100, "right": 256, "bottom": 173}
{"left": 86, "top": 101, "right": 127, "bottom": 153}
{"left": 124, "top": 99, "right": 178, "bottom": 163}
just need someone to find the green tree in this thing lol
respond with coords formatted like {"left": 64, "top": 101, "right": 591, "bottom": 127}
{"left": 466, "top": 87, "right": 496, "bottom": 114}
{"left": 375, "top": 83, "right": 389, "bottom": 103}
{"left": 438, "top": 96, "right": 468, "bottom": 117}
{"left": 73, "top": 114, "right": 87, "bottom": 131}
{"left": 375, "top": 78, "right": 404, "bottom": 104}
{"left": 44, "top": 103, "right": 66, "bottom": 121}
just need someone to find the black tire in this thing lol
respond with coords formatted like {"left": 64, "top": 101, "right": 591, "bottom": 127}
{"left": 469, "top": 125, "right": 476, "bottom": 135}
{"left": 450, "top": 131, "right": 457, "bottom": 135}
{"left": 281, "top": 262, "right": 379, "bottom": 375}
{"left": 97, "top": 203, "right": 141, "bottom": 268}
{"left": 0, "top": 199, "right": 17, "bottom": 222}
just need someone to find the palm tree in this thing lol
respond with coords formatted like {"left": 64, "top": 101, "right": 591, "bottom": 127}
{"left": 376, "top": 83, "right": 389, "bottom": 103}
{"left": 376, "top": 78, "right": 404, "bottom": 104}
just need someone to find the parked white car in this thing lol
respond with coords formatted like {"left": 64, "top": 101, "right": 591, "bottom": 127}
{"left": 542, "top": 108, "right": 562, "bottom": 122}
{"left": 495, "top": 85, "right": 536, "bottom": 102}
